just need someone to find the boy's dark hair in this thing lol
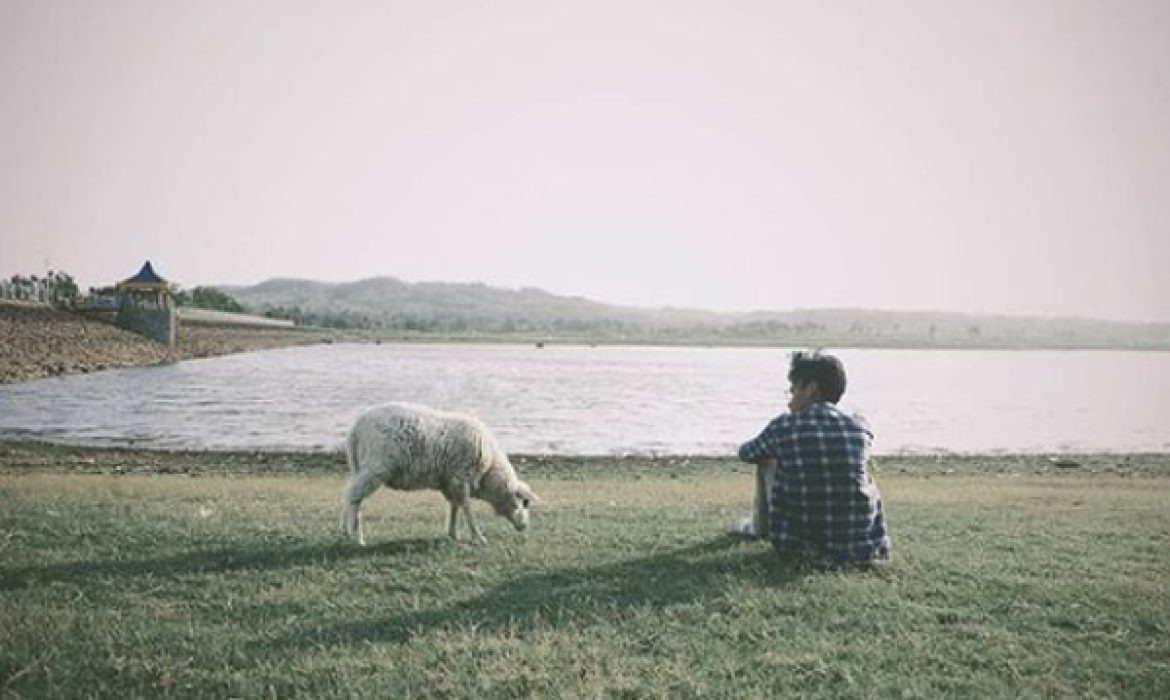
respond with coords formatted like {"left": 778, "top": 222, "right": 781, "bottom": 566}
{"left": 788, "top": 350, "right": 847, "bottom": 403}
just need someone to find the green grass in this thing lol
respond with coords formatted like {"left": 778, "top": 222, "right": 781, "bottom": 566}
{"left": 2, "top": 470, "right": 1168, "bottom": 699}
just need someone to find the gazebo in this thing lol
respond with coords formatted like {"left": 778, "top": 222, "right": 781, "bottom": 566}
{"left": 115, "top": 261, "right": 173, "bottom": 302}
{"left": 114, "top": 261, "right": 176, "bottom": 345}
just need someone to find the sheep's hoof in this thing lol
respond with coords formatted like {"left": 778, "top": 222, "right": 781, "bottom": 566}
{"left": 338, "top": 531, "right": 365, "bottom": 546}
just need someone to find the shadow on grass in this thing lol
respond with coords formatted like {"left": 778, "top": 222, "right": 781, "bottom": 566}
{"left": 273, "top": 535, "right": 806, "bottom": 652}
{"left": 0, "top": 538, "right": 445, "bottom": 591}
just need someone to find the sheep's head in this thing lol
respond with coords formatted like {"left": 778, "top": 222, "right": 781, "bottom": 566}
{"left": 495, "top": 480, "right": 539, "bottom": 531}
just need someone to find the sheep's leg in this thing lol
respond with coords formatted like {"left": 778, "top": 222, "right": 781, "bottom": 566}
{"left": 340, "top": 470, "right": 382, "bottom": 546}
{"left": 455, "top": 482, "right": 487, "bottom": 545}
{"left": 447, "top": 500, "right": 460, "bottom": 540}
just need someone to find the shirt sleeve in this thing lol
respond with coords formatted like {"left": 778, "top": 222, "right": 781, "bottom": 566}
{"left": 738, "top": 418, "right": 781, "bottom": 463}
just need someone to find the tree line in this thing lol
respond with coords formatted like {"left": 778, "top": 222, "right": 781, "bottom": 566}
{"left": 1, "top": 271, "right": 80, "bottom": 306}
{"left": 1, "top": 268, "right": 245, "bottom": 315}
{"left": 6, "top": 269, "right": 1166, "bottom": 348}
{"left": 173, "top": 286, "right": 245, "bottom": 313}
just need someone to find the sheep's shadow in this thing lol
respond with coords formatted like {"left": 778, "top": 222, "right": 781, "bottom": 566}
{"left": 271, "top": 535, "right": 806, "bottom": 653}
{"left": 0, "top": 538, "right": 444, "bottom": 591}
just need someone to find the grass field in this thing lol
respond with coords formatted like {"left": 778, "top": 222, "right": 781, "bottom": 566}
{"left": 2, "top": 462, "right": 1169, "bottom": 698}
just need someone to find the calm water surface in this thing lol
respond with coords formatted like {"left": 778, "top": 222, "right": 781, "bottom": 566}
{"left": 0, "top": 344, "right": 1167, "bottom": 455}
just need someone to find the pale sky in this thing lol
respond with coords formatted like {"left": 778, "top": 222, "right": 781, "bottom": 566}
{"left": 2, "top": 1, "right": 1168, "bottom": 322}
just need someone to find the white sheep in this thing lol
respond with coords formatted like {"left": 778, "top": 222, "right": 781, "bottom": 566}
{"left": 338, "top": 402, "right": 539, "bottom": 545}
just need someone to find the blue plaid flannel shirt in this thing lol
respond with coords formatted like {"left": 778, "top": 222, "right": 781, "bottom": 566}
{"left": 739, "top": 401, "right": 891, "bottom": 565}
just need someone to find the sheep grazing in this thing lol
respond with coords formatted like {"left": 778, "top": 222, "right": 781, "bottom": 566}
{"left": 339, "top": 402, "right": 539, "bottom": 545}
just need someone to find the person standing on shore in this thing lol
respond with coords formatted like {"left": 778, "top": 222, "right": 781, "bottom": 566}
{"left": 737, "top": 351, "right": 891, "bottom": 568}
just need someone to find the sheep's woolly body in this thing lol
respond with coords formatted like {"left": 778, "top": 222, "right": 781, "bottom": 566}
{"left": 347, "top": 404, "right": 511, "bottom": 494}
{"left": 339, "top": 402, "right": 537, "bottom": 545}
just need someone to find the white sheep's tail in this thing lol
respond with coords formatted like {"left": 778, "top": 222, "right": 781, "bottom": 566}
{"left": 345, "top": 428, "right": 359, "bottom": 474}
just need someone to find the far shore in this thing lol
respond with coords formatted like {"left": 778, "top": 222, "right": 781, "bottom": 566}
{"left": 1, "top": 438, "right": 1166, "bottom": 479}
{"left": 5, "top": 301, "right": 1168, "bottom": 386}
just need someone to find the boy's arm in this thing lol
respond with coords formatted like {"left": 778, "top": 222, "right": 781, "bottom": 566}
{"left": 738, "top": 419, "right": 781, "bottom": 463}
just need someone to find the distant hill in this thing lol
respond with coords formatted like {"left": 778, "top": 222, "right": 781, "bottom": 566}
{"left": 217, "top": 276, "right": 1170, "bottom": 350}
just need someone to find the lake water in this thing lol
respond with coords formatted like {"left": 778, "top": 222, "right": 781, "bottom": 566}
{"left": 0, "top": 343, "right": 1167, "bottom": 456}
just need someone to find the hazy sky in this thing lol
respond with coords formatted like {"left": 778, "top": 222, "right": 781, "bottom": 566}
{"left": 2, "top": 1, "right": 1168, "bottom": 322}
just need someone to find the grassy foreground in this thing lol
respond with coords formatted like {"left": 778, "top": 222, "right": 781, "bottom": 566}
{"left": 2, "top": 460, "right": 1169, "bottom": 698}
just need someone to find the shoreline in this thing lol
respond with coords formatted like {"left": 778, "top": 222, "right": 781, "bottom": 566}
{"left": 2, "top": 438, "right": 1167, "bottom": 478}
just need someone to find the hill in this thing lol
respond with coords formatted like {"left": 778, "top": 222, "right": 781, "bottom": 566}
{"left": 218, "top": 276, "right": 1170, "bottom": 350}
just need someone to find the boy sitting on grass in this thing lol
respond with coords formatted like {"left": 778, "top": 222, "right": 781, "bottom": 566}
{"left": 737, "top": 351, "right": 891, "bottom": 568}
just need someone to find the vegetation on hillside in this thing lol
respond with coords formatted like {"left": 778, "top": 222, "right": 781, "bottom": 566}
{"left": 5, "top": 268, "right": 1167, "bottom": 348}
{"left": 174, "top": 286, "right": 245, "bottom": 313}
{"left": 220, "top": 276, "right": 1170, "bottom": 349}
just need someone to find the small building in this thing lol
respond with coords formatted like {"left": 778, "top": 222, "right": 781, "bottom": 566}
{"left": 114, "top": 261, "right": 177, "bottom": 346}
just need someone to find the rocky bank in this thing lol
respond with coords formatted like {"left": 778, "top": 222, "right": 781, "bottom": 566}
{"left": 0, "top": 302, "right": 329, "bottom": 384}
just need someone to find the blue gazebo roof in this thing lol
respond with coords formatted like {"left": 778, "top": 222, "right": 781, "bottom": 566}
{"left": 116, "top": 261, "right": 172, "bottom": 294}
{"left": 125, "top": 261, "right": 166, "bottom": 285}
